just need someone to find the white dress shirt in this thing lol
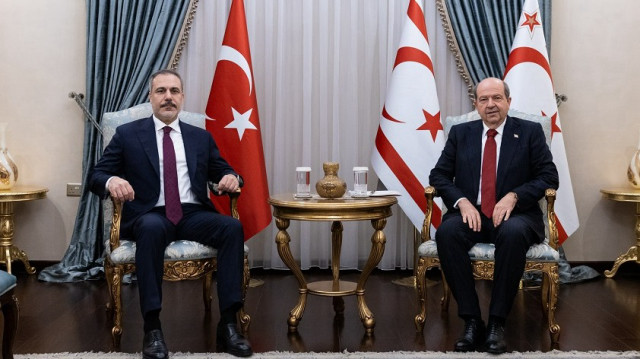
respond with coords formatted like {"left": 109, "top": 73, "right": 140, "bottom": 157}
{"left": 153, "top": 116, "right": 200, "bottom": 207}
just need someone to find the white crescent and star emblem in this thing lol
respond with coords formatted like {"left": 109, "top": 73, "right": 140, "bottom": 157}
{"left": 225, "top": 107, "right": 256, "bottom": 140}
{"left": 218, "top": 45, "right": 252, "bottom": 95}
{"left": 208, "top": 45, "right": 258, "bottom": 141}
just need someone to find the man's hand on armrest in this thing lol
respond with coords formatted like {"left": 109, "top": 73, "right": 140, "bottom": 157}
{"left": 107, "top": 176, "right": 135, "bottom": 203}
{"left": 212, "top": 174, "right": 241, "bottom": 195}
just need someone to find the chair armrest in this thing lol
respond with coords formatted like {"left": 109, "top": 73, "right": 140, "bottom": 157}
{"left": 421, "top": 186, "right": 437, "bottom": 243}
{"left": 207, "top": 182, "right": 241, "bottom": 220}
{"left": 109, "top": 197, "right": 123, "bottom": 252}
{"left": 228, "top": 189, "right": 241, "bottom": 220}
{"left": 545, "top": 188, "right": 559, "bottom": 250}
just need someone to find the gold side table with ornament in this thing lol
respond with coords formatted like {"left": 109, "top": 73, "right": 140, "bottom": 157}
{"left": 268, "top": 193, "right": 397, "bottom": 335}
{"left": 0, "top": 186, "right": 48, "bottom": 274}
{"left": 601, "top": 187, "right": 640, "bottom": 278}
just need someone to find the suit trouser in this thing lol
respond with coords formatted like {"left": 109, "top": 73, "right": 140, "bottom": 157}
{"left": 132, "top": 204, "right": 245, "bottom": 317}
{"left": 435, "top": 212, "right": 539, "bottom": 320}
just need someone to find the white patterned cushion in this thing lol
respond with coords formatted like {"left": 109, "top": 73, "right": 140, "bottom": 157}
{"left": 106, "top": 239, "right": 250, "bottom": 264}
{"left": 418, "top": 240, "right": 559, "bottom": 262}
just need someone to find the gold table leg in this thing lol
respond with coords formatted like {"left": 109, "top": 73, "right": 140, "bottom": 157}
{"left": 605, "top": 203, "right": 640, "bottom": 278}
{"left": 275, "top": 218, "right": 308, "bottom": 332}
{"left": 330, "top": 221, "right": 345, "bottom": 314}
{"left": 0, "top": 202, "right": 36, "bottom": 274}
{"left": 356, "top": 218, "right": 387, "bottom": 335}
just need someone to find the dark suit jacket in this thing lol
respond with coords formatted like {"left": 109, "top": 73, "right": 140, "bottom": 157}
{"left": 429, "top": 116, "right": 559, "bottom": 241}
{"left": 89, "top": 116, "right": 239, "bottom": 236}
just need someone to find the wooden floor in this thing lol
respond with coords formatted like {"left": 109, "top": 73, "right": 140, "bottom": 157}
{"left": 9, "top": 266, "right": 640, "bottom": 354}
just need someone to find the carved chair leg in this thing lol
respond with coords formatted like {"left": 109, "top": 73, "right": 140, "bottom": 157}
{"left": 111, "top": 266, "right": 124, "bottom": 347}
{"left": 414, "top": 258, "right": 428, "bottom": 332}
{"left": 104, "top": 263, "right": 114, "bottom": 313}
{"left": 238, "top": 307, "right": 250, "bottom": 334}
{"left": 541, "top": 273, "right": 550, "bottom": 315}
{"left": 543, "top": 266, "right": 561, "bottom": 343}
{"left": 1, "top": 290, "right": 18, "bottom": 359}
{"left": 239, "top": 255, "right": 251, "bottom": 333}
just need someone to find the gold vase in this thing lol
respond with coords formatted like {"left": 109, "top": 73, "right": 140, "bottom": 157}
{"left": 0, "top": 123, "right": 18, "bottom": 190}
{"left": 315, "top": 162, "right": 347, "bottom": 199}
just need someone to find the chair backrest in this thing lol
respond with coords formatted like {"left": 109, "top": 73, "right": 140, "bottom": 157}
{"left": 100, "top": 103, "right": 207, "bottom": 241}
{"left": 443, "top": 109, "right": 552, "bottom": 146}
{"left": 101, "top": 102, "right": 206, "bottom": 148}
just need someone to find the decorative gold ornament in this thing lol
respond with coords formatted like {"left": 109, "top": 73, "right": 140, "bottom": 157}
{"left": 0, "top": 123, "right": 18, "bottom": 190}
{"left": 628, "top": 134, "right": 640, "bottom": 189}
{"left": 315, "top": 162, "right": 347, "bottom": 199}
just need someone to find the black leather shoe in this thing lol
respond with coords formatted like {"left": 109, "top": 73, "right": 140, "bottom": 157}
{"left": 217, "top": 322, "right": 253, "bottom": 357}
{"left": 143, "top": 329, "right": 169, "bottom": 359}
{"left": 485, "top": 321, "right": 507, "bottom": 354}
{"left": 455, "top": 318, "right": 486, "bottom": 352}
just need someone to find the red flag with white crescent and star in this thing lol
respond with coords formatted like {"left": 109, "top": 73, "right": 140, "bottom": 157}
{"left": 205, "top": 0, "right": 271, "bottom": 241}
{"left": 371, "top": 0, "right": 445, "bottom": 234}
{"left": 503, "top": 0, "right": 579, "bottom": 244}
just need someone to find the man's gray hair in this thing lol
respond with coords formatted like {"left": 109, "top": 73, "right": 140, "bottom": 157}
{"left": 473, "top": 78, "right": 510, "bottom": 100}
{"left": 149, "top": 69, "right": 184, "bottom": 92}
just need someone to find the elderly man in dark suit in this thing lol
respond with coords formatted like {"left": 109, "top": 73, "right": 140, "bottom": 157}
{"left": 429, "top": 77, "right": 559, "bottom": 354}
{"left": 89, "top": 69, "right": 252, "bottom": 358}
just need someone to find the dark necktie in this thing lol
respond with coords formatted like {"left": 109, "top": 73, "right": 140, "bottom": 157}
{"left": 163, "top": 126, "right": 182, "bottom": 225}
{"left": 481, "top": 129, "right": 498, "bottom": 218}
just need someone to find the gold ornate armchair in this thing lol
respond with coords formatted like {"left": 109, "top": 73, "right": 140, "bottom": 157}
{"left": 101, "top": 103, "right": 251, "bottom": 346}
{"left": 414, "top": 110, "right": 561, "bottom": 343}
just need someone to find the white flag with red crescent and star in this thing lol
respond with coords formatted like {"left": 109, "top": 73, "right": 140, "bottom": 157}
{"left": 205, "top": 0, "right": 271, "bottom": 241}
{"left": 371, "top": 0, "right": 445, "bottom": 233}
{"left": 503, "top": 0, "right": 579, "bottom": 245}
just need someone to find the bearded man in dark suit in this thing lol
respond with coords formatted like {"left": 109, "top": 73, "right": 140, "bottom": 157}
{"left": 429, "top": 77, "right": 559, "bottom": 354}
{"left": 89, "top": 69, "right": 252, "bottom": 358}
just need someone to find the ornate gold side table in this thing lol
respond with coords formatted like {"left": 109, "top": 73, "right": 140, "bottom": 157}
{"left": 601, "top": 187, "right": 640, "bottom": 278}
{"left": 0, "top": 186, "right": 48, "bottom": 274}
{"left": 268, "top": 193, "right": 397, "bottom": 335}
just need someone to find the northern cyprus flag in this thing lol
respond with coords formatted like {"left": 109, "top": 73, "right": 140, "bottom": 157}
{"left": 503, "top": 0, "right": 579, "bottom": 244}
{"left": 371, "top": 0, "right": 445, "bottom": 233}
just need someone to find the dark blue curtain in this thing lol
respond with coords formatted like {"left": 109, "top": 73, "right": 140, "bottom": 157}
{"left": 39, "top": 0, "right": 191, "bottom": 282}
{"left": 444, "top": 0, "right": 551, "bottom": 84}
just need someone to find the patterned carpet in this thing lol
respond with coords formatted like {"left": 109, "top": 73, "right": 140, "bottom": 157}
{"left": 13, "top": 350, "right": 640, "bottom": 359}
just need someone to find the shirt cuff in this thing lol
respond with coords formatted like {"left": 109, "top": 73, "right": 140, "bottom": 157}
{"left": 453, "top": 197, "right": 466, "bottom": 209}
{"left": 105, "top": 176, "right": 115, "bottom": 193}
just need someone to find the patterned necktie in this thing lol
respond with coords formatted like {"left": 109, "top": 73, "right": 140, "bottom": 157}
{"left": 481, "top": 129, "right": 498, "bottom": 218}
{"left": 163, "top": 126, "right": 182, "bottom": 225}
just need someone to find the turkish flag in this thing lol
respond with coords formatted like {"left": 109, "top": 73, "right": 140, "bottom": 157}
{"left": 503, "top": 0, "right": 579, "bottom": 244}
{"left": 371, "top": 0, "right": 445, "bottom": 234}
{"left": 205, "top": 0, "right": 271, "bottom": 240}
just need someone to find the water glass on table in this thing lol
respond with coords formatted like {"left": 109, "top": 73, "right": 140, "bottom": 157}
{"left": 352, "top": 166, "right": 368, "bottom": 197}
{"left": 295, "top": 167, "right": 311, "bottom": 198}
